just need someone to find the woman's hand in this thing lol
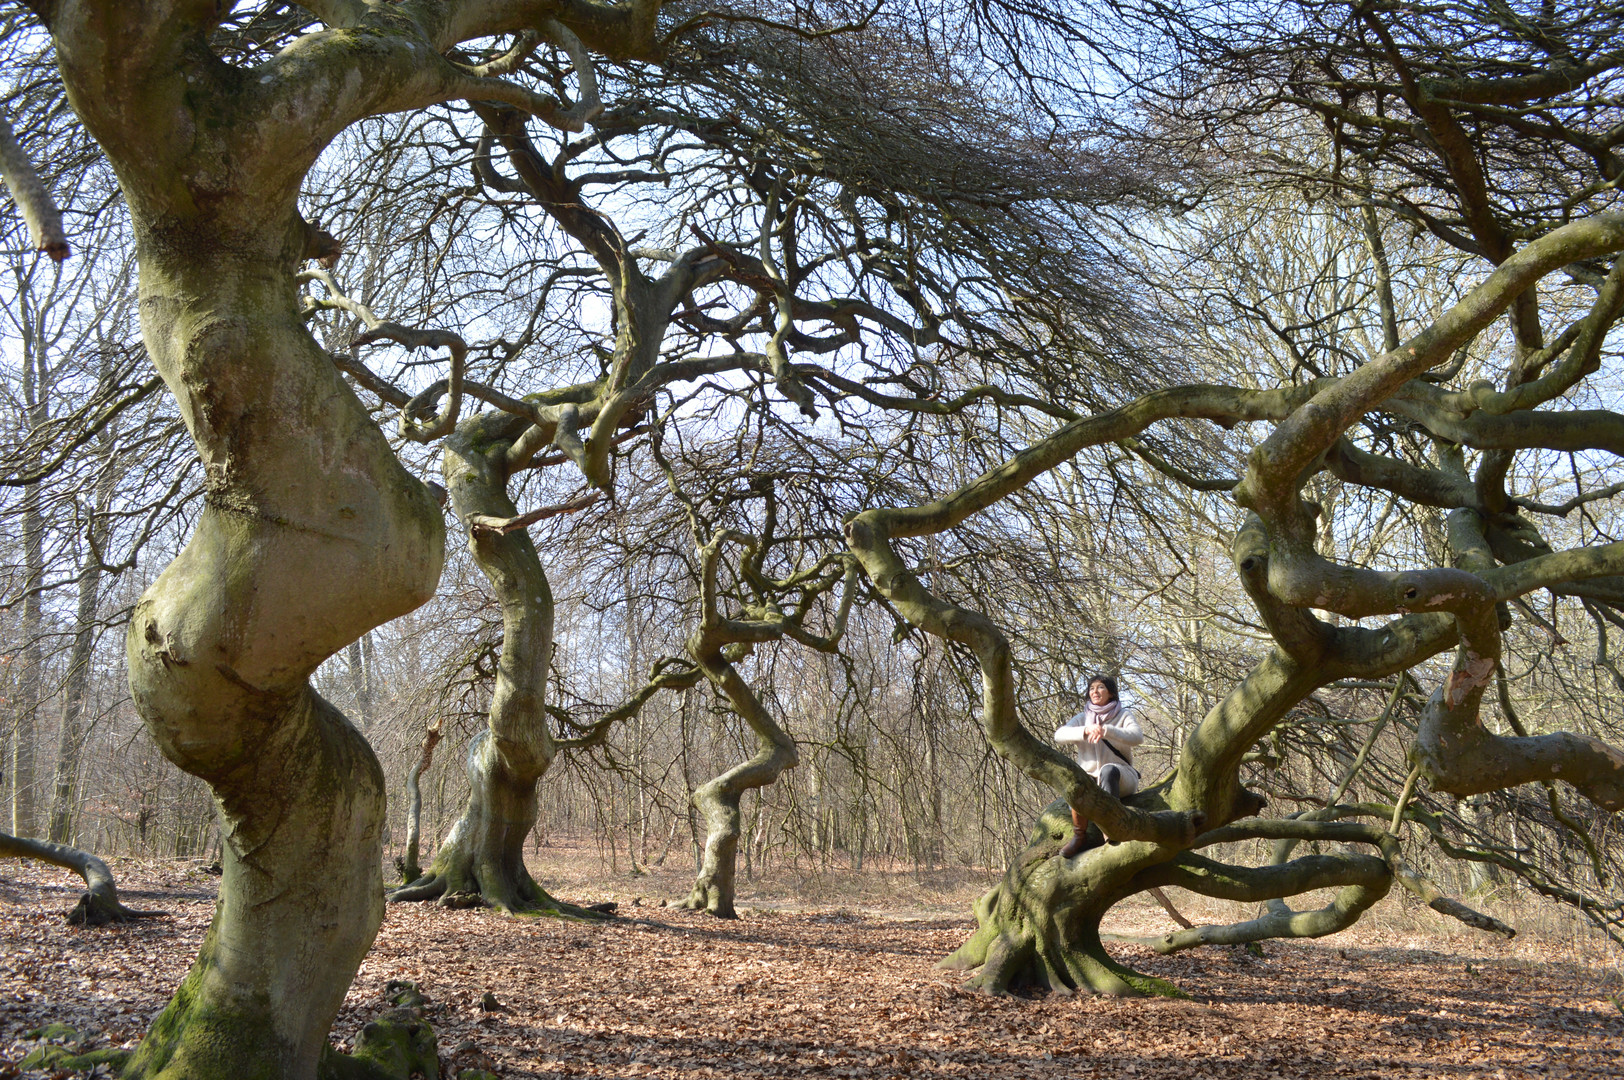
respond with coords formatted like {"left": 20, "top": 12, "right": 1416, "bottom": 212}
{"left": 1085, "top": 721, "right": 1104, "bottom": 743}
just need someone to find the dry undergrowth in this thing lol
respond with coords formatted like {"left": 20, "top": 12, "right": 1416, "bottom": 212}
{"left": 2, "top": 839, "right": 1620, "bottom": 1079}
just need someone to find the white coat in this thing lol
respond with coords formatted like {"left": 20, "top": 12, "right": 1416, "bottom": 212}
{"left": 1054, "top": 707, "right": 1144, "bottom": 795}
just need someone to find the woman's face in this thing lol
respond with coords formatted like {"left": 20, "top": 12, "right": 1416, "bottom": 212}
{"left": 1088, "top": 680, "right": 1112, "bottom": 705}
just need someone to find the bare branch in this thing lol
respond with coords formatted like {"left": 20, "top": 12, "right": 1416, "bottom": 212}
{"left": 466, "top": 491, "right": 600, "bottom": 535}
{"left": 0, "top": 113, "right": 68, "bottom": 260}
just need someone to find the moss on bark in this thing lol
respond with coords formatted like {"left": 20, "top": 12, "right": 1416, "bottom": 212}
{"left": 17, "top": 1025, "right": 131, "bottom": 1074}
{"left": 390, "top": 734, "right": 601, "bottom": 919}
{"left": 320, "top": 981, "right": 440, "bottom": 1080}
{"left": 941, "top": 801, "right": 1185, "bottom": 997}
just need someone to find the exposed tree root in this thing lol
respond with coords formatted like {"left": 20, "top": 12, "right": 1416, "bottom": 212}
{"left": 387, "top": 734, "right": 607, "bottom": 920}
{"left": 389, "top": 862, "right": 605, "bottom": 920}
{"left": 0, "top": 832, "right": 165, "bottom": 925}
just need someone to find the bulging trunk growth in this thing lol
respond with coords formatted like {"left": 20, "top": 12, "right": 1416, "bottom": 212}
{"left": 30, "top": 1, "right": 670, "bottom": 1073}
{"left": 37, "top": 11, "right": 448, "bottom": 1071}
{"left": 117, "top": 232, "right": 443, "bottom": 1077}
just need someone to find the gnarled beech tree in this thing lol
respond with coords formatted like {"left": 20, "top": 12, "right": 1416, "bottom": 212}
{"left": 17, "top": 1, "right": 665, "bottom": 1076}
{"left": 674, "top": 518, "right": 857, "bottom": 917}
{"left": 844, "top": 216, "right": 1624, "bottom": 994}
{"left": 836, "top": 0, "right": 1624, "bottom": 989}
{"left": 384, "top": 400, "right": 701, "bottom": 912}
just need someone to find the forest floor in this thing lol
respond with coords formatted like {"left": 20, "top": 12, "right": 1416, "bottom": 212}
{"left": 2, "top": 840, "right": 1622, "bottom": 1079}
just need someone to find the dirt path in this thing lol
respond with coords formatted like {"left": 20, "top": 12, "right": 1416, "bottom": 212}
{"left": 2, "top": 860, "right": 1620, "bottom": 1078}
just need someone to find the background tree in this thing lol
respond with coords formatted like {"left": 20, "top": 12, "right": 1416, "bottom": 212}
{"left": 280, "top": 0, "right": 1160, "bottom": 923}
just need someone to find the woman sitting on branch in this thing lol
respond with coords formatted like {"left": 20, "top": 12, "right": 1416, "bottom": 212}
{"left": 1054, "top": 675, "right": 1144, "bottom": 857}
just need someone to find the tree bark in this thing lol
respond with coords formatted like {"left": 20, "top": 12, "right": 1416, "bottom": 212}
{"left": 48, "top": 412, "right": 113, "bottom": 846}
{"left": 12, "top": 317, "right": 47, "bottom": 840}
{"left": 119, "top": 243, "right": 442, "bottom": 1076}
{"left": 940, "top": 802, "right": 1184, "bottom": 997}
{"left": 680, "top": 654, "right": 798, "bottom": 918}
{"left": 47, "top": 550, "right": 100, "bottom": 845}
{"left": 11, "top": 472, "right": 42, "bottom": 840}
{"left": 346, "top": 638, "right": 373, "bottom": 730}
{"left": 398, "top": 718, "right": 443, "bottom": 885}
{"left": 671, "top": 531, "right": 844, "bottom": 918}
{"left": 38, "top": 8, "right": 448, "bottom": 1073}
{"left": 0, "top": 113, "right": 69, "bottom": 259}
{"left": 390, "top": 413, "right": 575, "bottom": 914}
{"left": 391, "top": 729, "right": 562, "bottom": 912}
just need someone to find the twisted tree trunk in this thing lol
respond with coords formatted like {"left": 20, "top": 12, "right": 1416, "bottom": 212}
{"left": 34, "top": 11, "right": 448, "bottom": 1076}
{"left": 671, "top": 530, "right": 849, "bottom": 918}
{"left": 680, "top": 651, "right": 798, "bottom": 918}
{"left": 27, "top": 1, "right": 671, "bottom": 1073}
{"left": 389, "top": 413, "right": 576, "bottom": 914}
{"left": 840, "top": 216, "right": 1624, "bottom": 994}
{"left": 119, "top": 235, "right": 443, "bottom": 1077}
{"left": 398, "top": 717, "right": 444, "bottom": 885}
{"left": 940, "top": 801, "right": 1186, "bottom": 997}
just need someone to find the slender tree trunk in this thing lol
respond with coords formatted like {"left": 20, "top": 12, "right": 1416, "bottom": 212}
{"left": 1465, "top": 794, "right": 1503, "bottom": 893}
{"left": 926, "top": 708, "right": 943, "bottom": 868}
{"left": 346, "top": 638, "right": 372, "bottom": 730}
{"left": 12, "top": 476, "right": 42, "bottom": 839}
{"left": 361, "top": 632, "right": 379, "bottom": 718}
{"left": 807, "top": 752, "right": 825, "bottom": 864}
{"left": 12, "top": 338, "right": 46, "bottom": 839}
{"left": 680, "top": 649, "right": 798, "bottom": 918}
{"left": 399, "top": 718, "right": 444, "bottom": 884}
{"left": 48, "top": 371, "right": 118, "bottom": 847}
{"left": 47, "top": 554, "right": 101, "bottom": 844}
{"left": 626, "top": 564, "right": 647, "bottom": 870}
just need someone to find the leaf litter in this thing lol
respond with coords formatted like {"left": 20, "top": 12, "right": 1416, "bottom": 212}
{"left": 0, "top": 858, "right": 1620, "bottom": 1079}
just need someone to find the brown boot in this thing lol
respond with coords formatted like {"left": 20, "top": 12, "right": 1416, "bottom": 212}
{"left": 1059, "top": 809, "right": 1097, "bottom": 858}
